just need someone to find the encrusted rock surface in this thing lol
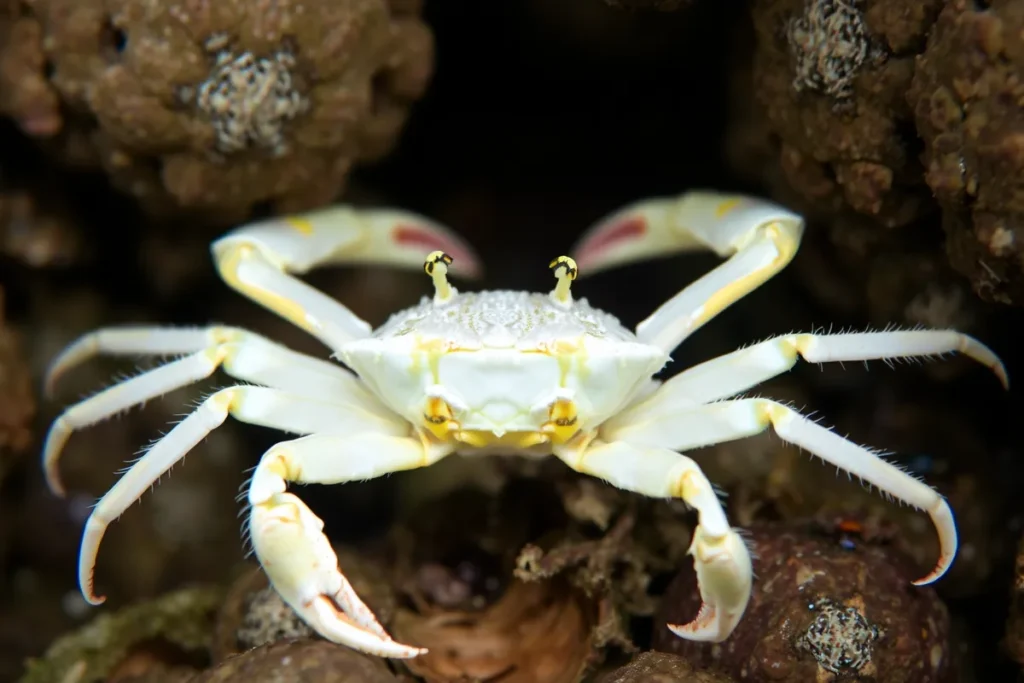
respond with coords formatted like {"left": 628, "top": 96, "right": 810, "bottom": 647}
{"left": 653, "top": 521, "right": 952, "bottom": 682}
{"left": 0, "top": 0, "right": 433, "bottom": 223}
{"left": 908, "top": 0, "right": 1024, "bottom": 305}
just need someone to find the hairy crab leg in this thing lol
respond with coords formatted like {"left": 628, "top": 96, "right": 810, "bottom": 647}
{"left": 554, "top": 438, "right": 751, "bottom": 642}
{"left": 605, "top": 397, "right": 957, "bottom": 586}
{"left": 248, "top": 432, "right": 452, "bottom": 658}
{"left": 603, "top": 330, "right": 1009, "bottom": 428}
{"left": 570, "top": 191, "right": 803, "bottom": 353}
{"left": 43, "top": 326, "right": 401, "bottom": 495}
{"left": 212, "top": 206, "right": 482, "bottom": 353}
{"left": 76, "top": 385, "right": 408, "bottom": 607}
{"left": 45, "top": 325, "right": 381, "bottom": 402}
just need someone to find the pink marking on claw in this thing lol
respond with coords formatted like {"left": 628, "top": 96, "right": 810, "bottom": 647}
{"left": 393, "top": 224, "right": 481, "bottom": 277}
{"left": 575, "top": 215, "right": 647, "bottom": 268}
{"left": 669, "top": 602, "right": 715, "bottom": 634}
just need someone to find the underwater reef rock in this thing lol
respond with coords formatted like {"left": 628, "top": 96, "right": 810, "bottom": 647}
{"left": 18, "top": 586, "right": 223, "bottom": 683}
{"left": 192, "top": 640, "right": 399, "bottom": 683}
{"left": 907, "top": 0, "right": 1024, "bottom": 306}
{"left": 747, "top": 0, "right": 937, "bottom": 228}
{"left": 601, "top": 651, "right": 735, "bottom": 683}
{"left": 652, "top": 520, "right": 952, "bottom": 682}
{"left": 0, "top": 0, "right": 433, "bottom": 223}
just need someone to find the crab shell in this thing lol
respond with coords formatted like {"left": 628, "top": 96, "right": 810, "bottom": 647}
{"left": 342, "top": 290, "right": 666, "bottom": 450}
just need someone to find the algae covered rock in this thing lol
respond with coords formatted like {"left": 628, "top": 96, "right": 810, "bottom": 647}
{"left": 19, "top": 586, "right": 223, "bottom": 683}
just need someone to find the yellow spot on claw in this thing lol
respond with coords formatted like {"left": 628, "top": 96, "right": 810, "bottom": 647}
{"left": 286, "top": 217, "right": 314, "bottom": 235}
{"left": 715, "top": 198, "right": 741, "bottom": 217}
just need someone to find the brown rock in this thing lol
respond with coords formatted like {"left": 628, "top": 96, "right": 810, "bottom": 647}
{"left": 653, "top": 521, "right": 952, "bottom": 682}
{"left": 0, "top": 0, "right": 433, "bottom": 223}
{"left": 908, "top": 0, "right": 1024, "bottom": 305}
{"left": 192, "top": 640, "right": 399, "bottom": 683}
{"left": 745, "top": 0, "right": 935, "bottom": 227}
{"left": 601, "top": 651, "right": 734, "bottom": 682}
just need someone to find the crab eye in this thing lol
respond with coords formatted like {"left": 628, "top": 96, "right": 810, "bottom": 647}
{"left": 545, "top": 398, "right": 580, "bottom": 443}
{"left": 423, "top": 397, "right": 455, "bottom": 438}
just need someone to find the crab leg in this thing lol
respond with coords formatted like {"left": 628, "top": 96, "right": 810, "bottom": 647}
{"left": 570, "top": 191, "right": 804, "bottom": 353}
{"left": 248, "top": 432, "right": 452, "bottom": 658}
{"left": 43, "top": 326, "right": 401, "bottom": 495}
{"left": 554, "top": 438, "right": 751, "bottom": 641}
{"left": 605, "top": 397, "right": 957, "bottom": 586}
{"left": 76, "top": 385, "right": 407, "bottom": 607}
{"left": 212, "top": 206, "right": 482, "bottom": 352}
{"left": 603, "top": 330, "right": 1009, "bottom": 427}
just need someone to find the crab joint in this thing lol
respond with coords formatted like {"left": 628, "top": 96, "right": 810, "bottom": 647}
{"left": 543, "top": 398, "right": 580, "bottom": 444}
{"left": 423, "top": 396, "right": 457, "bottom": 439}
{"left": 549, "top": 256, "right": 577, "bottom": 307}
{"left": 424, "top": 250, "right": 456, "bottom": 304}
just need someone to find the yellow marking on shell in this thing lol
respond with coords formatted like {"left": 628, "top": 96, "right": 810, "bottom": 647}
{"left": 218, "top": 245, "right": 318, "bottom": 333}
{"left": 543, "top": 398, "right": 580, "bottom": 444}
{"left": 715, "top": 198, "right": 742, "bottom": 217}
{"left": 691, "top": 221, "right": 799, "bottom": 331}
{"left": 286, "top": 216, "right": 315, "bottom": 235}
{"left": 454, "top": 430, "right": 551, "bottom": 449}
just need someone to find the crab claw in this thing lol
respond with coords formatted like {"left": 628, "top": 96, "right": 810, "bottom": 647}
{"left": 667, "top": 525, "right": 753, "bottom": 642}
{"left": 219, "top": 206, "right": 483, "bottom": 280}
{"left": 571, "top": 191, "right": 800, "bottom": 276}
{"left": 250, "top": 492, "right": 426, "bottom": 658}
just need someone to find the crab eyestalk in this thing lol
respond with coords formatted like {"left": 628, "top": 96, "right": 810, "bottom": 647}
{"left": 548, "top": 255, "right": 578, "bottom": 307}
{"left": 424, "top": 250, "right": 456, "bottom": 304}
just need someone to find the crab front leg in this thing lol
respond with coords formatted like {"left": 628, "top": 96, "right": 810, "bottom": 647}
{"left": 553, "top": 438, "right": 752, "bottom": 641}
{"left": 212, "top": 206, "right": 482, "bottom": 352}
{"left": 571, "top": 191, "right": 804, "bottom": 352}
{"left": 248, "top": 432, "right": 452, "bottom": 657}
{"left": 77, "top": 384, "right": 410, "bottom": 603}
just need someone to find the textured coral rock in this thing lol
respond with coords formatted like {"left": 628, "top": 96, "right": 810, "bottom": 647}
{"left": 0, "top": 0, "right": 433, "bottom": 223}
{"left": 192, "top": 640, "right": 400, "bottom": 683}
{"left": 18, "top": 587, "right": 223, "bottom": 683}
{"left": 908, "top": 0, "right": 1024, "bottom": 305}
{"left": 601, "top": 651, "right": 734, "bottom": 682}
{"left": 652, "top": 521, "right": 952, "bottom": 682}
{"left": 747, "top": 0, "right": 941, "bottom": 228}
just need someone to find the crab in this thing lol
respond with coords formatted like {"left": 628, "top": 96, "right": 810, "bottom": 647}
{"left": 43, "top": 191, "right": 1007, "bottom": 659}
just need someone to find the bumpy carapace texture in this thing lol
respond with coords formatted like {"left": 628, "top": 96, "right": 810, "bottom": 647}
{"left": 0, "top": 0, "right": 433, "bottom": 223}
{"left": 908, "top": 0, "right": 1024, "bottom": 306}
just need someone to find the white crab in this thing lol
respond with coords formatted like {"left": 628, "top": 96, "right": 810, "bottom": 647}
{"left": 43, "top": 191, "right": 1008, "bottom": 658}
